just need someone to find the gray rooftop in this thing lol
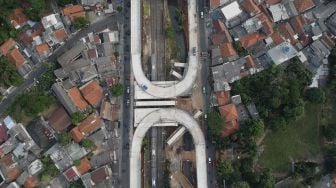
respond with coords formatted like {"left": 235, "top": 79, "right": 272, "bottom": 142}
{"left": 57, "top": 43, "right": 86, "bottom": 67}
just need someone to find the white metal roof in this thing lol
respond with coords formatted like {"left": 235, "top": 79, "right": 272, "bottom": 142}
{"left": 220, "top": 1, "right": 242, "bottom": 21}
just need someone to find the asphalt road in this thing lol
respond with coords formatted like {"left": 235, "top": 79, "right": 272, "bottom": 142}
{"left": 198, "top": 0, "right": 218, "bottom": 187}
{"left": 120, "top": 0, "right": 133, "bottom": 188}
{"left": 0, "top": 14, "right": 119, "bottom": 115}
{"left": 149, "top": 0, "right": 165, "bottom": 187}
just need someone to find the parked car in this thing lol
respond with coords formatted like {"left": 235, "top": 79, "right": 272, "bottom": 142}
{"left": 192, "top": 47, "right": 196, "bottom": 56}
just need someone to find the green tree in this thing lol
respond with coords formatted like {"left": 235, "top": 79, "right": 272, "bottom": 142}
{"left": 164, "top": 26, "right": 174, "bottom": 39}
{"left": 243, "top": 119, "right": 265, "bottom": 139}
{"left": 69, "top": 179, "right": 85, "bottom": 188}
{"left": 58, "top": 132, "right": 72, "bottom": 146}
{"left": 217, "top": 160, "right": 234, "bottom": 177}
{"left": 25, "top": 0, "right": 45, "bottom": 21}
{"left": 0, "top": 57, "right": 23, "bottom": 87}
{"left": 71, "top": 112, "right": 87, "bottom": 124}
{"left": 73, "top": 17, "right": 90, "bottom": 29}
{"left": 57, "top": 0, "right": 73, "bottom": 6}
{"left": 73, "top": 159, "right": 81, "bottom": 166}
{"left": 81, "top": 139, "right": 94, "bottom": 150}
{"left": 40, "top": 156, "right": 59, "bottom": 182}
{"left": 110, "top": 83, "right": 124, "bottom": 96}
{"left": 117, "top": 6, "right": 123, "bottom": 12}
{"left": 19, "top": 92, "right": 54, "bottom": 116}
{"left": 305, "top": 88, "right": 326, "bottom": 104}
{"left": 208, "top": 111, "right": 224, "bottom": 137}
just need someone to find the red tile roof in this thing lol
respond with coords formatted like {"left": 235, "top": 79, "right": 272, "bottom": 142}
{"left": 211, "top": 33, "right": 226, "bottom": 46}
{"left": 290, "top": 15, "right": 307, "bottom": 34}
{"left": 0, "top": 38, "right": 16, "bottom": 55}
{"left": 278, "top": 22, "right": 299, "bottom": 44}
{"left": 220, "top": 43, "right": 238, "bottom": 58}
{"left": 240, "top": 32, "right": 265, "bottom": 49}
{"left": 68, "top": 87, "right": 89, "bottom": 111}
{"left": 293, "top": 0, "right": 315, "bottom": 13}
{"left": 270, "top": 31, "right": 285, "bottom": 45}
{"left": 9, "top": 8, "right": 27, "bottom": 28}
{"left": 265, "top": 0, "right": 282, "bottom": 5}
{"left": 7, "top": 48, "right": 26, "bottom": 68}
{"left": 24, "top": 176, "right": 39, "bottom": 188}
{"left": 35, "top": 43, "right": 50, "bottom": 53}
{"left": 80, "top": 80, "right": 103, "bottom": 107}
{"left": 71, "top": 113, "right": 102, "bottom": 142}
{"left": 216, "top": 91, "right": 231, "bottom": 106}
{"left": 76, "top": 157, "right": 91, "bottom": 175}
{"left": 70, "top": 127, "right": 84, "bottom": 143}
{"left": 213, "top": 20, "right": 226, "bottom": 33}
{"left": 54, "top": 28, "right": 67, "bottom": 42}
{"left": 218, "top": 104, "right": 239, "bottom": 137}
{"left": 63, "top": 5, "right": 84, "bottom": 16}
{"left": 64, "top": 167, "right": 79, "bottom": 181}
{"left": 321, "top": 33, "right": 335, "bottom": 49}
{"left": 91, "top": 166, "right": 110, "bottom": 184}
{"left": 257, "top": 13, "right": 274, "bottom": 35}
{"left": 87, "top": 49, "right": 98, "bottom": 59}
{"left": 48, "top": 107, "right": 72, "bottom": 133}
{"left": 245, "top": 55, "right": 256, "bottom": 69}
{"left": 241, "top": 0, "right": 261, "bottom": 15}
{"left": 210, "top": 0, "right": 220, "bottom": 9}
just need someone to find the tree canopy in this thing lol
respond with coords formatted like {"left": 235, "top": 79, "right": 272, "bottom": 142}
{"left": 305, "top": 88, "right": 326, "bottom": 104}
{"left": 81, "top": 139, "right": 94, "bottom": 150}
{"left": 71, "top": 112, "right": 87, "bottom": 124}
{"left": 73, "top": 17, "right": 90, "bottom": 29}
{"left": 232, "top": 60, "right": 313, "bottom": 129}
{"left": 110, "top": 83, "right": 124, "bottom": 96}
{"left": 24, "top": 0, "right": 45, "bottom": 21}
{"left": 58, "top": 132, "right": 72, "bottom": 146}
{"left": 0, "top": 57, "right": 23, "bottom": 87}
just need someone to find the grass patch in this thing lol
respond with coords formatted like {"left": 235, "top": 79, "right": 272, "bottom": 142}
{"left": 143, "top": 3, "right": 150, "bottom": 17}
{"left": 260, "top": 103, "right": 322, "bottom": 173}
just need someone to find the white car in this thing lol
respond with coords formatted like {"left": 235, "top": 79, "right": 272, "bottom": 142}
{"left": 200, "top": 11, "right": 204, "bottom": 19}
{"left": 208, "top": 157, "right": 211, "bottom": 164}
{"left": 202, "top": 86, "right": 206, "bottom": 94}
{"left": 127, "top": 86, "right": 130, "bottom": 94}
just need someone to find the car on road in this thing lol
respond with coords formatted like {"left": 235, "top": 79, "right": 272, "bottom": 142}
{"left": 204, "top": 114, "right": 207, "bottom": 119}
{"left": 200, "top": 11, "right": 204, "bottom": 19}
{"left": 202, "top": 86, "right": 206, "bottom": 94}
{"left": 208, "top": 157, "right": 211, "bottom": 164}
{"left": 126, "top": 99, "right": 130, "bottom": 106}
{"left": 192, "top": 47, "right": 196, "bottom": 56}
{"left": 127, "top": 86, "right": 130, "bottom": 94}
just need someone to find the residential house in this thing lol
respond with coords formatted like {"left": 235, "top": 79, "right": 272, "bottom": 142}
{"left": 62, "top": 4, "right": 85, "bottom": 25}
{"left": 68, "top": 87, "right": 89, "bottom": 111}
{"left": 26, "top": 117, "right": 56, "bottom": 151}
{"left": 80, "top": 80, "right": 104, "bottom": 107}
{"left": 0, "top": 154, "right": 22, "bottom": 183}
{"left": 70, "top": 113, "right": 103, "bottom": 142}
{"left": 81, "top": 165, "right": 112, "bottom": 188}
{"left": 52, "top": 83, "right": 81, "bottom": 114}
{"left": 267, "top": 41, "right": 298, "bottom": 65}
{"left": 48, "top": 107, "right": 72, "bottom": 133}
{"left": 0, "top": 38, "right": 31, "bottom": 78}
{"left": 9, "top": 8, "right": 27, "bottom": 29}
{"left": 211, "top": 55, "right": 258, "bottom": 83}
{"left": 57, "top": 42, "right": 86, "bottom": 67}
{"left": 219, "top": 43, "right": 239, "bottom": 61}
{"left": 100, "top": 101, "right": 113, "bottom": 121}
{"left": 35, "top": 43, "right": 51, "bottom": 60}
{"left": 293, "top": 0, "right": 315, "bottom": 14}
{"left": 218, "top": 104, "right": 239, "bottom": 137}
{"left": 45, "top": 143, "right": 87, "bottom": 171}
{"left": 268, "top": 3, "right": 290, "bottom": 22}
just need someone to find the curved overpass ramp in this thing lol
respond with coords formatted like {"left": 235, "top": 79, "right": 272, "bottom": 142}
{"left": 131, "top": 0, "right": 199, "bottom": 98}
{"left": 130, "top": 0, "right": 208, "bottom": 187}
{"left": 130, "top": 109, "right": 207, "bottom": 188}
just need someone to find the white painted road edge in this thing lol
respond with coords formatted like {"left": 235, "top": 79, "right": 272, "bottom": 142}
{"left": 130, "top": 109, "right": 207, "bottom": 188}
